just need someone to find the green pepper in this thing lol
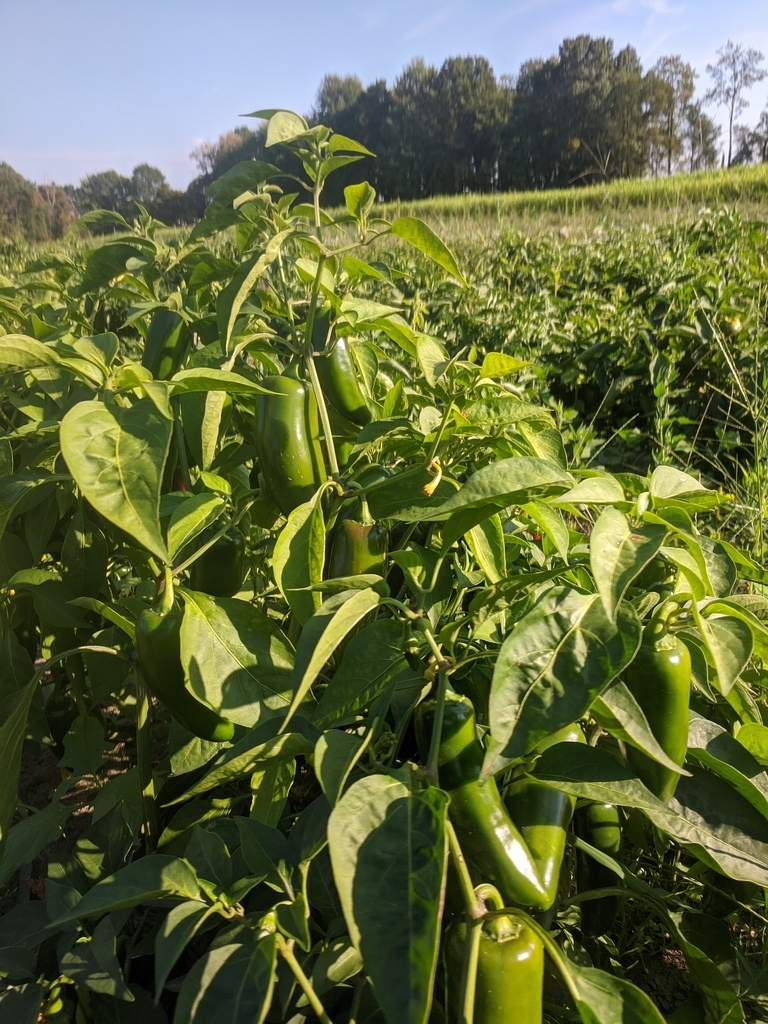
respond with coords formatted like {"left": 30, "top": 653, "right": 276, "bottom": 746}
{"left": 327, "top": 521, "right": 387, "bottom": 578}
{"left": 254, "top": 375, "right": 327, "bottom": 515}
{"left": 136, "top": 573, "right": 234, "bottom": 742}
{"left": 327, "top": 465, "right": 390, "bottom": 578}
{"left": 142, "top": 309, "right": 189, "bottom": 381}
{"left": 623, "top": 603, "right": 691, "bottom": 802}
{"left": 504, "top": 723, "right": 586, "bottom": 907}
{"left": 445, "top": 885, "right": 543, "bottom": 1024}
{"left": 573, "top": 802, "right": 621, "bottom": 937}
{"left": 189, "top": 528, "right": 245, "bottom": 597}
{"left": 312, "top": 306, "right": 371, "bottom": 426}
{"left": 416, "top": 692, "right": 551, "bottom": 909}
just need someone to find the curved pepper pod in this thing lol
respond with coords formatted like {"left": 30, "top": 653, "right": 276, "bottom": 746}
{"left": 142, "top": 309, "right": 189, "bottom": 381}
{"left": 623, "top": 613, "right": 691, "bottom": 802}
{"left": 312, "top": 306, "right": 372, "bottom": 426}
{"left": 415, "top": 693, "right": 551, "bottom": 909}
{"left": 504, "top": 723, "right": 586, "bottom": 906}
{"left": 254, "top": 375, "right": 327, "bottom": 515}
{"left": 445, "top": 889, "right": 543, "bottom": 1023}
{"left": 190, "top": 528, "right": 245, "bottom": 597}
{"left": 573, "top": 802, "right": 622, "bottom": 937}
{"left": 136, "top": 608, "right": 234, "bottom": 742}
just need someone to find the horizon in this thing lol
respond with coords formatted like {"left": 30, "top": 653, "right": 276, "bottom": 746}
{"left": 2, "top": 0, "right": 768, "bottom": 192}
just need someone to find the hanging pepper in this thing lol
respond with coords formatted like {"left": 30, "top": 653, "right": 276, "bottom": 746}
{"left": 312, "top": 305, "right": 372, "bottom": 426}
{"left": 623, "top": 601, "right": 691, "bottom": 802}
{"left": 444, "top": 884, "right": 543, "bottom": 1024}
{"left": 142, "top": 309, "right": 189, "bottom": 381}
{"left": 416, "top": 692, "right": 550, "bottom": 909}
{"left": 573, "top": 802, "right": 622, "bottom": 937}
{"left": 503, "top": 723, "right": 586, "bottom": 907}
{"left": 136, "top": 570, "right": 234, "bottom": 742}
{"left": 327, "top": 464, "right": 390, "bottom": 579}
{"left": 189, "top": 527, "right": 245, "bottom": 597}
{"left": 254, "top": 374, "right": 326, "bottom": 515}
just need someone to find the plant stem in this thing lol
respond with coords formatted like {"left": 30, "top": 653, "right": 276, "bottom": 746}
{"left": 425, "top": 667, "right": 448, "bottom": 781}
{"left": 172, "top": 397, "right": 192, "bottom": 491}
{"left": 277, "top": 936, "right": 332, "bottom": 1024}
{"left": 303, "top": 254, "right": 340, "bottom": 478}
{"left": 446, "top": 819, "right": 483, "bottom": 920}
{"left": 426, "top": 398, "right": 455, "bottom": 466}
{"left": 459, "top": 920, "right": 481, "bottom": 1024}
{"left": 135, "top": 667, "right": 158, "bottom": 851}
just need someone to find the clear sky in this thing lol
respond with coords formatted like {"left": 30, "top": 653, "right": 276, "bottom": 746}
{"left": 2, "top": 0, "right": 767, "bottom": 190}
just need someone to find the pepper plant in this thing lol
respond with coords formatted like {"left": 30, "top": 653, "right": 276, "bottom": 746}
{"left": 1, "top": 111, "right": 768, "bottom": 1024}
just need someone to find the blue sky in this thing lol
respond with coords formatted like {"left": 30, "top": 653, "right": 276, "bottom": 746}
{"left": 2, "top": 0, "right": 767, "bottom": 190}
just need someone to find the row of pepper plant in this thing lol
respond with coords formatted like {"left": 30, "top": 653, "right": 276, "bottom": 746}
{"left": 1, "top": 110, "right": 768, "bottom": 1024}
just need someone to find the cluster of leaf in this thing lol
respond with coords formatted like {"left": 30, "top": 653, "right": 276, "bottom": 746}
{"left": 1, "top": 111, "right": 768, "bottom": 1023}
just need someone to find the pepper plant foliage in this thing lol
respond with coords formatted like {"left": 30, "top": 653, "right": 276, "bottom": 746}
{"left": 1, "top": 110, "right": 768, "bottom": 1023}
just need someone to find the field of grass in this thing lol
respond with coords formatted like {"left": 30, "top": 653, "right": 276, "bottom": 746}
{"left": 375, "top": 162, "right": 768, "bottom": 240}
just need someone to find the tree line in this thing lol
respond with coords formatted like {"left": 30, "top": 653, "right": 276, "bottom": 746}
{"left": 2, "top": 36, "right": 767, "bottom": 241}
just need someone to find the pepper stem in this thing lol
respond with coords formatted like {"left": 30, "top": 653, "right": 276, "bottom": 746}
{"left": 276, "top": 935, "right": 332, "bottom": 1024}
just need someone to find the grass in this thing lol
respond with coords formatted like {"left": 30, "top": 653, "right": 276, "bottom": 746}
{"left": 374, "top": 163, "right": 768, "bottom": 241}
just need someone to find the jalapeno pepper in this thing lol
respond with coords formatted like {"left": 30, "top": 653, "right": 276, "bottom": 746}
{"left": 189, "top": 528, "right": 245, "bottom": 597}
{"left": 312, "top": 306, "right": 371, "bottom": 426}
{"left": 444, "top": 885, "right": 543, "bottom": 1024}
{"left": 327, "top": 465, "right": 390, "bottom": 578}
{"left": 623, "top": 603, "right": 691, "bottom": 802}
{"left": 504, "top": 723, "right": 586, "bottom": 907}
{"left": 254, "top": 375, "right": 326, "bottom": 515}
{"left": 415, "top": 692, "right": 550, "bottom": 908}
{"left": 136, "top": 573, "right": 234, "bottom": 742}
{"left": 142, "top": 309, "right": 189, "bottom": 381}
{"left": 573, "top": 802, "right": 622, "bottom": 937}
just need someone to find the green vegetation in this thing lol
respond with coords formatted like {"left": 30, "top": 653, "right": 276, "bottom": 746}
{"left": 0, "top": 111, "right": 767, "bottom": 1024}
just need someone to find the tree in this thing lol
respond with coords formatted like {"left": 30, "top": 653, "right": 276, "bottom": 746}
{"left": 130, "top": 164, "right": 169, "bottom": 210}
{"left": 35, "top": 184, "right": 74, "bottom": 238}
{"left": 683, "top": 100, "right": 722, "bottom": 171}
{"left": 706, "top": 41, "right": 766, "bottom": 166}
{"left": 647, "top": 56, "right": 696, "bottom": 174}
{"left": 313, "top": 74, "right": 363, "bottom": 121}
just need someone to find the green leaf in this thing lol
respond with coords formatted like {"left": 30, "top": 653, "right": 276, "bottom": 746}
{"left": 0, "top": 675, "right": 41, "bottom": 857}
{"left": 216, "top": 232, "right": 291, "bottom": 355}
{"left": 649, "top": 466, "right": 726, "bottom": 511}
{"left": 172, "top": 936, "right": 276, "bottom": 1024}
{"left": 51, "top": 856, "right": 202, "bottom": 925}
{"left": 593, "top": 681, "right": 691, "bottom": 777}
{"left": 590, "top": 507, "right": 667, "bottom": 619}
{"left": 328, "top": 775, "right": 448, "bottom": 1024}
{"left": 185, "top": 827, "right": 232, "bottom": 889}
{"left": 60, "top": 917, "right": 133, "bottom": 1000}
{"left": 428, "top": 457, "right": 573, "bottom": 521}
{"left": 167, "top": 495, "right": 225, "bottom": 561}
{"left": 171, "top": 367, "right": 271, "bottom": 397}
{"left": 287, "top": 588, "right": 383, "bottom": 727}
{"left": 0, "top": 788, "right": 71, "bottom": 886}
{"left": 312, "top": 620, "right": 423, "bottom": 729}
{"left": 60, "top": 398, "right": 172, "bottom": 563}
{"left": 479, "top": 352, "right": 531, "bottom": 378}
{"left": 463, "top": 397, "right": 552, "bottom": 427}
{"left": 262, "top": 110, "right": 309, "bottom": 146}
{"left": 691, "top": 605, "right": 753, "bottom": 696}
{"left": 166, "top": 719, "right": 316, "bottom": 804}
{"left": 179, "top": 591, "right": 294, "bottom": 728}
{"left": 687, "top": 712, "right": 768, "bottom": 821}
{"left": 389, "top": 217, "right": 466, "bottom": 285}
{"left": 61, "top": 507, "right": 109, "bottom": 599}
{"left": 344, "top": 181, "right": 376, "bottom": 224}
{"left": 466, "top": 513, "right": 506, "bottom": 583}
{"left": 272, "top": 493, "right": 325, "bottom": 626}
{"left": 550, "top": 474, "right": 625, "bottom": 507}
{"left": 0, "top": 334, "right": 60, "bottom": 369}
{"left": 155, "top": 901, "right": 213, "bottom": 1003}
{"left": 484, "top": 589, "right": 642, "bottom": 775}
{"left": 533, "top": 744, "right": 768, "bottom": 885}
{"left": 315, "top": 730, "right": 367, "bottom": 806}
